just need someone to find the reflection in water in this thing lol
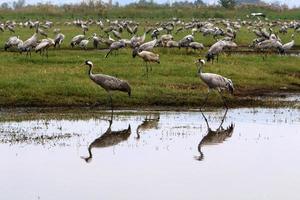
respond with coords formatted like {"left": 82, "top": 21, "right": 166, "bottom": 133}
{"left": 136, "top": 114, "right": 160, "bottom": 139}
{"left": 81, "top": 119, "right": 131, "bottom": 163}
{"left": 196, "top": 109, "right": 234, "bottom": 161}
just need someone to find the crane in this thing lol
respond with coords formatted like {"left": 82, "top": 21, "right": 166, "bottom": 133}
{"left": 195, "top": 59, "right": 234, "bottom": 109}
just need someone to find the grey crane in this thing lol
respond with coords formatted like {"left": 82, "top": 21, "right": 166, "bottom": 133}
{"left": 282, "top": 34, "right": 295, "bottom": 53}
{"left": 4, "top": 36, "right": 23, "bottom": 51}
{"left": 195, "top": 59, "right": 234, "bottom": 109}
{"left": 35, "top": 38, "right": 55, "bottom": 57}
{"left": 38, "top": 28, "right": 48, "bottom": 37}
{"left": 18, "top": 30, "right": 39, "bottom": 56}
{"left": 83, "top": 60, "right": 131, "bottom": 112}
{"left": 196, "top": 109, "right": 234, "bottom": 161}
{"left": 54, "top": 33, "right": 65, "bottom": 48}
{"left": 132, "top": 50, "right": 160, "bottom": 76}
{"left": 81, "top": 119, "right": 131, "bottom": 163}
{"left": 255, "top": 37, "right": 284, "bottom": 58}
{"left": 178, "top": 34, "right": 194, "bottom": 49}
{"left": 130, "top": 32, "right": 146, "bottom": 48}
{"left": 136, "top": 38, "right": 157, "bottom": 52}
{"left": 105, "top": 40, "right": 126, "bottom": 58}
{"left": 206, "top": 40, "right": 237, "bottom": 63}
{"left": 91, "top": 33, "right": 101, "bottom": 49}
{"left": 189, "top": 42, "right": 204, "bottom": 51}
{"left": 70, "top": 34, "right": 85, "bottom": 47}
{"left": 112, "top": 30, "right": 122, "bottom": 39}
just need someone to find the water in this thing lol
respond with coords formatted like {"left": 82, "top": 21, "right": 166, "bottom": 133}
{"left": 0, "top": 108, "right": 300, "bottom": 200}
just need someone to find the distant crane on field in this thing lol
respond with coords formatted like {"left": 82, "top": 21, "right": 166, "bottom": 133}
{"left": 132, "top": 50, "right": 160, "bottom": 76}
{"left": 105, "top": 40, "right": 126, "bottom": 58}
{"left": 83, "top": 60, "right": 131, "bottom": 113}
{"left": 195, "top": 59, "right": 234, "bottom": 109}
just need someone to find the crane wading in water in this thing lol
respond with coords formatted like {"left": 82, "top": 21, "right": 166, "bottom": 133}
{"left": 83, "top": 60, "right": 131, "bottom": 117}
{"left": 195, "top": 59, "right": 234, "bottom": 109}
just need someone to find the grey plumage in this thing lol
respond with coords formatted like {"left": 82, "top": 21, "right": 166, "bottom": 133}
{"left": 84, "top": 60, "right": 131, "bottom": 110}
{"left": 105, "top": 40, "right": 126, "bottom": 58}
{"left": 196, "top": 59, "right": 234, "bottom": 109}
{"left": 54, "top": 33, "right": 65, "bottom": 48}
{"left": 206, "top": 40, "right": 237, "bottom": 63}
{"left": 70, "top": 34, "right": 85, "bottom": 47}
{"left": 4, "top": 36, "right": 23, "bottom": 51}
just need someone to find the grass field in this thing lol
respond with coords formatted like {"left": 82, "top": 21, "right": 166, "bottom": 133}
{"left": 0, "top": 16, "right": 299, "bottom": 108}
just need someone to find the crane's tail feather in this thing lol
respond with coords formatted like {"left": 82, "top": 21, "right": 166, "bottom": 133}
{"left": 227, "top": 79, "right": 234, "bottom": 95}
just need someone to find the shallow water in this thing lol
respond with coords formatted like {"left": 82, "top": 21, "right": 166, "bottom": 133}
{"left": 1, "top": 108, "right": 300, "bottom": 200}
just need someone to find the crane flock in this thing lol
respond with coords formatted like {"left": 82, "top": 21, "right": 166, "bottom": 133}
{"left": 1, "top": 16, "right": 298, "bottom": 112}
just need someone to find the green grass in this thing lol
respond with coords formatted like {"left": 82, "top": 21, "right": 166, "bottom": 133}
{"left": 0, "top": 15, "right": 299, "bottom": 108}
{"left": 0, "top": 47, "right": 299, "bottom": 108}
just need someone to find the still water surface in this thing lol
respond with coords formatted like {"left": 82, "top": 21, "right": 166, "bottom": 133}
{"left": 0, "top": 108, "right": 300, "bottom": 200}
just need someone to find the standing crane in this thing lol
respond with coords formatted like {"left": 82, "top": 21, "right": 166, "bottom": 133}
{"left": 105, "top": 40, "right": 126, "bottom": 58}
{"left": 195, "top": 59, "right": 234, "bottom": 109}
{"left": 18, "top": 30, "right": 39, "bottom": 56}
{"left": 83, "top": 60, "right": 131, "bottom": 113}
{"left": 132, "top": 50, "right": 160, "bottom": 76}
{"left": 54, "top": 33, "right": 65, "bottom": 48}
{"left": 35, "top": 38, "right": 55, "bottom": 57}
{"left": 4, "top": 36, "right": 23, "bottom": 51}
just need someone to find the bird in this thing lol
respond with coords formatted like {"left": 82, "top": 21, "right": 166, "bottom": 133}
{"left": 282, "top": 34, "right": 295, "bottom": 53}
{"left": 166, "top": 40, "right": 179, "bottom": 48}
{"left": 70, "top": 34, "right": 85, "bottom": 47}
{"left": 178, "top": 34, "right": 194, "bottom": 49}
{"left": 136, "top": 38, "right": 157, "bottom": 52}
{"left": 18, "top": 30, "right": 39, "bottom": 56}
{"left": 105, "top": 40, "right": 126, "bottom": 58}
{"left": 78, "top": 38, "right": 90, "bottom": 50}
{"left": 195, "top": 59, "right": 234, "bottom": 109}
{"left": 35, "top": 38, "right": 55, "bottom": 57}
{"left": 81, "top": 120, "right": 131, "bottom": 163}
{"left": 53, "top": 33, "right": 65, "bottom": 48}
{"left": 91, "top": 33, "right": 101, "bottom": 49}
{"left": 206, "top": 40, "right": 237, "bottom": 63}
{"left": 130, "top": 32, "right": 146, "bottom": 48}
{"left": 132, "top": 50, "right": 160, "bottom": 76}
{"left": 188, "top": 42, "right": 204, "bottom": 51}
{"left": 4, "top": 36, "right": 23, "bottom": 51}
{"left": 37, "top": 28, "right": 48, "bottom": 37}
{"left": 83, "top": 60, "right": 131, "bottom": 112}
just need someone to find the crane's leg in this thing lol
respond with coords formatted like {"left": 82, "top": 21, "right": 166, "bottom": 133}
{"left": 200, "top": 109, "right": 209, "bottom": 129}
{"left": 105, "top": 49, "right": 112, "bottom": 58}
{"left": 200, "top": 89, "right": 210, "bottom": 110}
{"left": 108, "top": 92, "right": 114, "bottom": 122}
{"left": 217, "top": 107, "right": 228, "bottom": 130}
{"left": 218, "top": 90, "right": 228, "bottom": 109}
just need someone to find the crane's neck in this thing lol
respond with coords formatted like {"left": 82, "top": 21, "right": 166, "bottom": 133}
{"left": 197, "top": 65, "right": 203, "bottom": 75}
{"left": 88, "top": 64, "right": 94, "bottom": 78}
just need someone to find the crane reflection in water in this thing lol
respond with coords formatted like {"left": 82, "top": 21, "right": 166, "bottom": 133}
{"left": 81, "top": 117, "right": 131, "bottom": 163}
{"left": 195, "top": 109, "right": 234, "bottom": 161}
{"left": 136, "top": 113, "right": 160, "bottom": 140}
